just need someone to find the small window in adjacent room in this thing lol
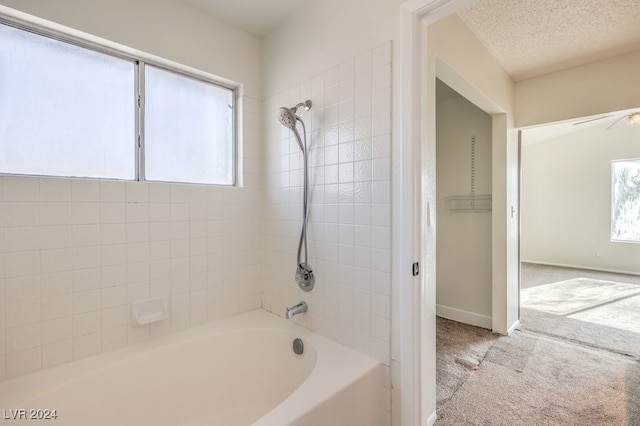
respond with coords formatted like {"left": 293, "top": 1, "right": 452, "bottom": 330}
{"left": 611, "top": 159, "right": 640, "bottom": 242}
{"left": 0, "top": 23, "right": 136, "bottom": 180}
{"left": 144, "top": 65, "right": 235, "bottom": 186}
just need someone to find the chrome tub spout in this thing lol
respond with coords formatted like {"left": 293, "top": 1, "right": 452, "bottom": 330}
{"left": 286, "top": 301, "right": 308, "bottom": 319}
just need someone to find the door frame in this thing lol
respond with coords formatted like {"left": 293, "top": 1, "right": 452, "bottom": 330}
{"left": 398, "top": 0, "right": 519, "bottom": 424}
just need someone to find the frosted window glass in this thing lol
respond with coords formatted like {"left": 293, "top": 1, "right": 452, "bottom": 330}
{"left": 144, "top": 65, "right": 234, "bottom": 185}
{"left": 611, "top": 159, "right": 640, "bottom": 242}
{"left": 0, "top": 24, "right": 136, "bottom": 179}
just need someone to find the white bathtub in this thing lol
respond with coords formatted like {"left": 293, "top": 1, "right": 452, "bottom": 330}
{"left": 0, "top": 309, "right": 384, "bottom": 425}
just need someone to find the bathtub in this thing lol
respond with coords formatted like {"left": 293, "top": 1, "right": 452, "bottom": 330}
{"left": 0, "top": 309, "right": 384, "bottom": 425}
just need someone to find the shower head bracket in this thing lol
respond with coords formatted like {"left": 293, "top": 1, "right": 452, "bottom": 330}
{"left": 291, "top": 100, "right": 312, "bottom": 113}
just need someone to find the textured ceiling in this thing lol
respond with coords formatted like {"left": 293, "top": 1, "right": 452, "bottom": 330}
{"left": 458, "top": 0, "right": 640, "bottom": 81}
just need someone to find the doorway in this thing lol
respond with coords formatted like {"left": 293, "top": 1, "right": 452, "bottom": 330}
{"left": 397, "top": 2, "right": 520, "bottom": 423}
{"left": 435, "top": 78, "right": 493, "bottom": 329}
{"left": 518, "top": 114, "right": 640, "bottom": 357}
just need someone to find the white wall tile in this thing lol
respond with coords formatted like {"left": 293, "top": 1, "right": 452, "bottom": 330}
{"left": 0, "top": 94, "right": 263, "bottom": 382}
{"left": 101, "top": 327, "right": 126, "bottom": 351}
{"left": 100, "top": 203, "right": 126, "bottom": 224}
{"left": 40, "top": 272, "right": 72, "bottom": 298}
{"left": 5, "top": 227, "right": 39, "bottom": 252}
{"left": 4, "top": 177, "right": 39, "bottom": 202}
{"left": 4, "top": 203, "right": 39, "bottom": 227}
{"left": 73, "top": 333, "right": 101, "bottom": 360}
{"left": 5, "top": 251, "right": 40, "bottom": 278}
{"left": 41, "top": 295, "right": 72, "bottom": 321}
{"left": 40, "top": 179, "right": 71, "bottom": 202}
{"left": 40, "top": 249, "right": 71, "bottom": 274}
{"left": 263, "top": 43, "right": 392, "bottom": 366}
{"left": 73, "top": 311, "right": 101, "bottom": 337}
{"left": 42, "top": 340, "right": 72, "bottom": 368}
{"left": 7, "top": 347, "right": 41, "bottom": 378}
{"left": 40, "top": 203, "right": 71, "bottom": 226}
{"left": 126, "top": 182, "right": 149, "bottom": 203}
{"left": 100, "top": 181, "right": 126, "bottom": 203}
{"left": 6, "top": 323, "right": 41, "bottom": 352}
{"left": 40, "top": 226, "right": 71, "bottom": 250}
{"left": 5, "top": 276, "right": 39, "bottom": 304}
{"left": 72, "top": 290, "right": 101, "bottom": 314}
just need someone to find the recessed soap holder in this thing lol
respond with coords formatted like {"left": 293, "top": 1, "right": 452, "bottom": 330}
{"left": 131, "top": 296, "right": 169, "bottom": 325}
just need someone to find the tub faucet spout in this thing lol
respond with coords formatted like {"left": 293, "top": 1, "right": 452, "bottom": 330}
{"left": 286, "top": 301, "right": 307, "bottom": 319}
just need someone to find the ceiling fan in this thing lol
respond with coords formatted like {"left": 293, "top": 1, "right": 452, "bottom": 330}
{"left": 605, "top": 111, "right": 640, "bottom": 130}
{"left": 572, "top": 111, "right": 640, "bottom": 130}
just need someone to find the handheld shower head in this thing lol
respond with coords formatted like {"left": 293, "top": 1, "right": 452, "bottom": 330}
{"left": 276, "top": 100, "right": 313, "bottom": 130}
{"left": 274, "top": 99, "right": 315, "bottom": 292}
{"left": 276, "top": 107, "right": 298, "bottom": 130}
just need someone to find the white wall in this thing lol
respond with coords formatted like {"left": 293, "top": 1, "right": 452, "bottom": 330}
{"left": 516, "top": 50, "right": 640, "bottom": 129}
{"left": 436, "top": 91, "right": 493, "bottom": 327}
{"left": 522, "top": 122, "right": 640, "bottom": 274}
{"left": 0, "top": 0, "right": 262, "bottom": 98}
{"left": 263, "top": 0, "right": 403, "bottom": 98}
{"left": 0, "top": 2, "right": 263, "bottom": 381}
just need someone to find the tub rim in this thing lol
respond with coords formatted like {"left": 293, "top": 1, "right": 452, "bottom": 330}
{"left": 0, "top": 308, "right": 380, "bottom": 420}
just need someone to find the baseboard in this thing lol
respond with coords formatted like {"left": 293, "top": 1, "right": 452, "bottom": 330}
{"left": 521, "top": 260, "right": 640, "bottom": 277}
{"left": 436, "top": 304, "right": 492, "bottom": 329}
{"left": 426, "top": 410, "right": 438, "bottom": 426}
{"left": 507, "top": 319, "right": 520, "bottom": 335}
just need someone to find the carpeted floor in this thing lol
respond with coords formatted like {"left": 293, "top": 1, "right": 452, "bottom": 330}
{"left": 435, "top": 264, "right": 640, "bottom": 424}
{"left": 520, "top": 264, "right": 640, "bottom": 359}
{"left": 435, "top": 319, "right": 640, "bottom": 425}
{"left": 436, "top": 317, "right": 499, "bottom": 407}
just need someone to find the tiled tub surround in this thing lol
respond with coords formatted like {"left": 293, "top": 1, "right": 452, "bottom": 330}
{"left": 262, "top": 42, "right": 392, "bottom": 418}
{"left": 1, "top": 310, "right": 384, "bottom": 425}
{"left": 0, "top": 97, "right": 263, "bottom": 381}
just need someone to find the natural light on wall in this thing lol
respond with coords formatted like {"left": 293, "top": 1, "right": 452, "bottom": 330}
{"left": 0, "top": 20, "right": 236, "bottom": 185}
{"left": 611, "top": 159, "right": 640, "bottom": 242}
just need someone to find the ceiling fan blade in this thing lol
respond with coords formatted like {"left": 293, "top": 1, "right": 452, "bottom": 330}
{"left": 572, "top": 115, "right": 614, "bottom": 126}
{"left": 606, "top": 115, "right": 630, "bottom": 131}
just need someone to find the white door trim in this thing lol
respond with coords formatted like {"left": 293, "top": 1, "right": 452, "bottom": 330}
{"left": 398, "top": 1, "right": 479, "bottom": 424}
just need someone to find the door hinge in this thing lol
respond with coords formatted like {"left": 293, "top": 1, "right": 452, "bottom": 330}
{"left": 412, "top": 262, "right": 419, "bottom": 277}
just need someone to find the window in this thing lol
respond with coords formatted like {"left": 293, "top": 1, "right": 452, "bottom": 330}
{"left": 0, "top": 23, "right": 136, "bottom": 179}
{"left": 611, "top": 159, "right": 640, "bottom": 242}
{"left": 144, "top": 65, "right": 234, "bottom": 185}
{"left": 0, "top": 20, "right": 235, "bottom": 185}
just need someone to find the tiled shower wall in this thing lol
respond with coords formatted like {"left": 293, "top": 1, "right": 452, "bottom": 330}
{"left": 0, "top": 97, "right": 263, "bottom": 381}
{"left": 262, "top": 42, "right": 392, "bottom": 417}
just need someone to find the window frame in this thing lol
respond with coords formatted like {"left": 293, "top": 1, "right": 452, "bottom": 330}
{"left": 0, "top": 15, "right": 238, "bottom": 186}
{"left": 611, "top": 158, "right": 640, "bottom": 244}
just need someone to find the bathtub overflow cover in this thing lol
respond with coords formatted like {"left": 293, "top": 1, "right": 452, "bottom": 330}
{"left": 293, "top": 338, "right": 304, "bottom": 355}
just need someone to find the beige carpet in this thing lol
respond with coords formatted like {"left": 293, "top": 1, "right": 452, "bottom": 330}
{"left": 520, "top": 277, "right": 640, "bottom": 358}
{"left": 521, "top": 278, "right": 640, "bottom": 316}
{"left": 436, "top": 320, "right": 640, "bottom": 425}
{"left": 436, "top": 318, "right": 498, "bottom": 406}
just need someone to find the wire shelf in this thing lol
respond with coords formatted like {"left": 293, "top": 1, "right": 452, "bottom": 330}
{"left": 445, "top": 194, "right": 492, "bottom": 213}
